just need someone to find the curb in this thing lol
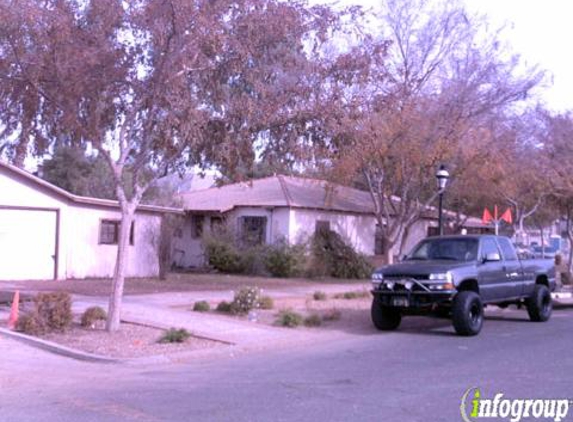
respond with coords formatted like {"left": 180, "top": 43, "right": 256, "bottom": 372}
{"left": 0, "top": 327, "right": 120, "bottom": 364}
{"left": 121, "top": 317, "right": 235, "bottom": 346}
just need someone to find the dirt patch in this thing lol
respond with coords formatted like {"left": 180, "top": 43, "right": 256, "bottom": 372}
{"left": 0, "top": 273, "right": 365, "bottom": 297}
{"left": 39, "top": 322, "right": 224, "bottom": 359}
{"left": 203, "top": 292, "right": 373, "bottom": 333}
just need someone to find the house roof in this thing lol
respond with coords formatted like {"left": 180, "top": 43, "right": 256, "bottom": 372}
{"left": 0, "top": 161, "right": 183, "bottom": 214}
{"left": 180, "top": 175, "right": 377, "bottom": 214}
{"left": 181, "top": 175, "right": 487, "bottom": 228}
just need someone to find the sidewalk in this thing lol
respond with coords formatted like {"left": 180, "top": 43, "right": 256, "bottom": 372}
{"left": 71, "top": 281, "right": 369, "bottom": 347}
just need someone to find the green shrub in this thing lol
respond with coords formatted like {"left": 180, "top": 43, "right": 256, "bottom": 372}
{"left": 193, "top": 301, "right": 211, "bottom": 312}
{"left": 333, "top": 290, "right": 369, "bottom": 300}
{"left": 34, "top": 292, "right": 73, "bottom": 331}
{"left": 263, "top": 240, "right": 306, "bottom": 278}
{"left": 322, "top": 308, "right": 342, "bottom": 321}
{"left": 216, "top": 301, "right": 233, "bottom": 313}
{"left": 204, "top": 238, "right": 248, "bottom": 274}
{"left": 313, "top": 291, "right": 327, "bottom": 301}
{"left": 258, "top": 295, "right": 274, "bottom": 310}
{"left": 312, "top": 229, "right": 373, "bottom": 279}
{"left": 304, "top": 313, "right": 322, "bottom": 327}
{"left": 16, "top": 312, "right": 46, "bottom": 336}
{"left": 80, "top": 306, "right": 107, "bottom": 328}
{"left": 275, "top": 309, "right": 304, "bottom": 328}
{"left": 230, "top": 287, "right": 261, "bottom": 315}
{"left": 158, "top": 328, "right": 191, "bottom": 344}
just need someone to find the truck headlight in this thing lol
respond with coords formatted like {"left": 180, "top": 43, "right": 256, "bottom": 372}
{"left": 428, "top": 272, "right": 454, "bottom": 290}
{"left": 429, "top": 272, "right": 453, "bottom": 282}
{"left": 371, "top": 272, "right": 384, "bottom": 287}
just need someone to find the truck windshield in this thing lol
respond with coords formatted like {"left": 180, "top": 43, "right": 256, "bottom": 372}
{"left": 406, "top": 238, "right": 479, "bottom": 262}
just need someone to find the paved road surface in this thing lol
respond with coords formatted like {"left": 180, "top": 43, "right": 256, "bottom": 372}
{"left": 2, "top": 307, "right": 572, "bottom": 421}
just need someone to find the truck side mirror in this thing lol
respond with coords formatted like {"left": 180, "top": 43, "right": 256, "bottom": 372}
{"left": 483, "top": 253, "right": 501, "bottom": 263}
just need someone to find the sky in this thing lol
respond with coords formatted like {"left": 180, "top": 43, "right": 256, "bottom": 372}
{"left": 334, "top": 0, "right": 573, "bottom": 112}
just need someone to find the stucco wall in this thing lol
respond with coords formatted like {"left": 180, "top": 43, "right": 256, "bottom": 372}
{"left": 289, "top": 209, "right": 377, "bottom": 255}
{"left": 65, "top": 205, "right": 161, "bottom": 279}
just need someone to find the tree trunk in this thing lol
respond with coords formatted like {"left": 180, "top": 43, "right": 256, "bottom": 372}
{"left": 106, "top": 204, "right": 136, "bottom": 332}
{"left": 567, "top": 230, "right": 573, "bottom": 273}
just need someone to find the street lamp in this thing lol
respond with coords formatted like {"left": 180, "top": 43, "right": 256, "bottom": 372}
{"left": 436, "top": 165, "right": 450, "bottom": 236}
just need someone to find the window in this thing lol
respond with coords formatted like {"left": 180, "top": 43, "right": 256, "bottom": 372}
{"left": 497, "top": 237, "right": 518, "bottom": 261}
{"left": 99, "top": 220, "right": 134, "bottom": 245}
{"left": 481, "top": 238, "right": 500, "bottom": 260}
{"left": 240, "top": 216, "right": 267, "bottom": 246}
{"left": 315, "top": 220, "right": 330, "bottom": 234}
{"left": 210, "top": 216, "right": 223, "bottom": 235}
{"left": 191, "top": 215, "right": 204, "bottom": 239}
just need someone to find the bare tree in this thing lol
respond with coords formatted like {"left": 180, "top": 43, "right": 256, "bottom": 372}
{"left": 326, "top": 0, "right": 543, "bottom": 262}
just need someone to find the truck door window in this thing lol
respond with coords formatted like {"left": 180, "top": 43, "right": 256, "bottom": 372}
{"left": 497, "top": 237, "right": 518, "bottom": 261}
{"left": 481, "top": 238, "right": 500, "bottom": 260}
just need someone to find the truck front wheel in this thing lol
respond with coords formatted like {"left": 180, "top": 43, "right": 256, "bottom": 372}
{"left": 452, "top": 291, "right": 483, "bottom": 336}
{"left": 371, "top": 297, "right": 401, "bottom": 331}
{"left": 526, "top": 284, "right": 552, "bottom": 322}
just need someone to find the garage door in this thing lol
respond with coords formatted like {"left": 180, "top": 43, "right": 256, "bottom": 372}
{"left": 0, "top": 209, "right": 57, "bottom": 280}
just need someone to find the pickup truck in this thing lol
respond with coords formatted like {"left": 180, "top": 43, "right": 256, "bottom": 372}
{"left": 370, "top": 235, "right": 556, "bottom": 336}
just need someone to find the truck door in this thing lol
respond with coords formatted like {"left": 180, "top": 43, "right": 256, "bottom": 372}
{"left": 478, "top": 238, "right": 508, "bottom": 302}
{"left": 496, "top": 237, "right": 525, "bottom": 299}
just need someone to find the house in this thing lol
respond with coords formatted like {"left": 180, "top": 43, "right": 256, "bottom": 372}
{"left": 0, "top": 161, "right": 180, "bottom": 281}
{"left": 176, "top": 175, "right": 485, "bottom": 267}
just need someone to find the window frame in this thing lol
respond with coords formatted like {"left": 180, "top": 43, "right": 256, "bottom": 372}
{"left": 98, "top": 219, "right": 134, "bottom": 245}
{"left": 240, "top": 216, "right": 267, "bottom": 246}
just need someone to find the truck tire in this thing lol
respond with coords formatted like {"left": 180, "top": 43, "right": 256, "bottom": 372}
{"left": 526, "top": 284, "right": 552, "bottom": 322}
{"left": 452, "top": 291, "right": 483, "bottom": 336}
{"left": 371, "top": 297, "right": 401, "bottom": 331}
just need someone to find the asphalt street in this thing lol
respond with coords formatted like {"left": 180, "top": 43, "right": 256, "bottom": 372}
{"left": 2, "top": 306, "right": 573, "bottom": 422}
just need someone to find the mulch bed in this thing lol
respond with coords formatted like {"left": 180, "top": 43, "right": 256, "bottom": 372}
{"left": 40, "top": 321, "right": 223, "bottom": 359}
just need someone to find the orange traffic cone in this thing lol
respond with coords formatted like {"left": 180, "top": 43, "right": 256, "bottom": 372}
{"left": 7, "top": 290, "right": 20, "bottom": 330}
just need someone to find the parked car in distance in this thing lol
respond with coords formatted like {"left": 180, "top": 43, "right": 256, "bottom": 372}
{"left": 370, "top": 235, "right": 555, "bottom": 336}
{"left": 530, "top": 245, "right": 558, "bottom": 260}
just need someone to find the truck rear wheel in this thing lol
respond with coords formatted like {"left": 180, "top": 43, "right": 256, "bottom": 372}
{"left": 452, "top": 291, "right": 483, "bottom": 336}
{"left": 371, "top": 297, "right": 401, "bottom": 331}
{"left": 526, "top": 284, "right": 552, "bottom": 322}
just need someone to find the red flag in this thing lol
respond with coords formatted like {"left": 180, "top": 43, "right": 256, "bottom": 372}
{"left": 500, "top": 208, "right": 513, "bottom": 224}
{"left": 482, "top": 208, "right": 493, "bottom": 224}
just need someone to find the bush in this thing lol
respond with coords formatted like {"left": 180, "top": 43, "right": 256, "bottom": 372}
{"left": 230, "top": 287, "right": 261, "bottom": 315}
{"left": 204, "top": 237, "right": 249, "bottom": 274}
{"left": 34, "top": 292, "right": 73, "bottom": 331}
{"left": 263, "top": 240, "right": 306, "bottom": 278}
{"left": 275, "top": 310, "right": 304, "bottom": 328}
{"left": 333, "top": 290, "right": 369, "bottom": 300}
{"left": 313, "top": 291, "right": 327, "bottom": 301}
{"left": 158, "top": 328, "right": 191, "bottom": 344}
{"left": 258, "top": 295, "right": 274, "bottom": 310}
{"left": 322, "top": 308, "right": 342, "bottom": 321}
{"left": 193, "top": 301, "right": 211, "bottom": 312}
{"left": 80, "top": 306, "right": 107, "bottom": 328}
{"left": 304, "top": 313, "right": 322, "bottom": 327}
{"left": 16, "top": 312, "right": 46, "bottom": 336}
{"left": 216, "top": 301, "right": 233, "bottom": 313}
{"left": 312, "top": 229, "right": 373, "bottom": 279}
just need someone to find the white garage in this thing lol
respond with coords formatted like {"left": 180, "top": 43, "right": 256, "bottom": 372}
{"left": 0, "top": 161, "right": 180, "bottom": 281}
{"left": 0, "top": 208, "right": 58, "bottom": 280}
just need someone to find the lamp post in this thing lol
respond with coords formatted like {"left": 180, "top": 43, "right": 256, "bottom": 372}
{"left": 436, "top": 165, "right": 450, "bottom": 236}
